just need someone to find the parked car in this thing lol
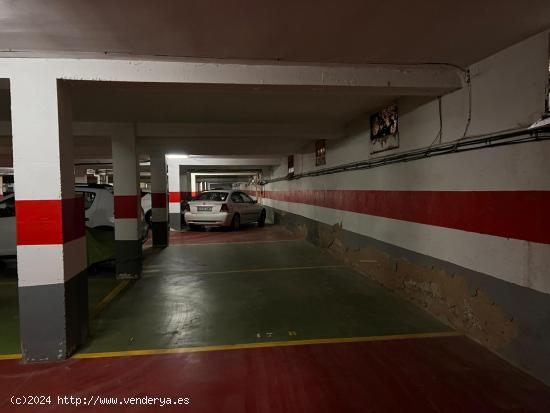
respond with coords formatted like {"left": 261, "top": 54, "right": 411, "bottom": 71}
{"left": 184, "top": 190, "right": 266, "bottom": 231}
{"left": 0, "top": 185, "right": 149, "bottom": 257}
{"left": 141, "top": 191, "right": 152, "bottom": 225}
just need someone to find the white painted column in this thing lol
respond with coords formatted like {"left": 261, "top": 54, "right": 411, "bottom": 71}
{"left": 112, "top": 124, "right": 142, "bottom": 277}
{"left": 168, "top": 161, "right": 183, "bottom": 230}
{"left": 150, "top": 153, "right": 169, "bottom": 247}
{"left": 11, "top": 75, "right": 88, "bottom": 361}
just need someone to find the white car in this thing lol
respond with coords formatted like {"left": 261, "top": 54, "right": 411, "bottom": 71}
{"left": 0, "top": 185, "right": 149, "bottom": 257}
{"left": 141, "top": 191, "right": 152, "bottom": 225}
{"left": 184, "top": 190, "right": 266, "bottom": 231}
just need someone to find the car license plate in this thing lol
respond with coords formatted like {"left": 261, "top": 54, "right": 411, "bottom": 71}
{"left": 197, "top": 206, "right": 212, "bottom": 212}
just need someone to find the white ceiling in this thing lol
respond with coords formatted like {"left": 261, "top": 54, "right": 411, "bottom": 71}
{"left": 1, "top": 1, "right": 549, "bottom": 67}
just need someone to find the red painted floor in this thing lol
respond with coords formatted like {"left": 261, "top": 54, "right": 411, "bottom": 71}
{"left": 1, "top": 337, "right": 548, "bottom": 412}
{"left": 149, "top": 225, "right": 300, "bottom": 246}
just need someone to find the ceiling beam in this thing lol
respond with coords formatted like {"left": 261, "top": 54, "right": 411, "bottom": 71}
{"left": 0, "top": 121, "right": 341, "bottom": 140}
{"left": 0, "top": 58, "right": 464, "bottom": 94}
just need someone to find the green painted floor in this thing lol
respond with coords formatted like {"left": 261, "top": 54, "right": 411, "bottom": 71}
{"left": 0, "top": 259, "right": 119, "bottom": 355}
{"left": 81, "top": 240, "right": 451, "bottom": 353}
{"left": 0, "top": 237, "right": 452, "bottom": 356}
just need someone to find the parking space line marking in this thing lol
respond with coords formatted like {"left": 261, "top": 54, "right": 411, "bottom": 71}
{"left": 90, "top": 279, "right": 131, "bottom": 319}
{"left": 72, "top": 331, "right": 462, "bottom": 360}
{"left": 0, "top": 331, "right": 462, "bottom": 362}
{"left": 178, "top": 265, "right": 347, "bottom": 277}
{"left": 168, "top": 238, "right": 302, "bottom": 247}
{"left": 0, "top": 354, "right": 21, "bottom": 360}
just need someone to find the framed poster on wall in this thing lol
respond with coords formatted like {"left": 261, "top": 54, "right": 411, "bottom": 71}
{"left": 315, "top": 139, "right": 326, "bottom": 166}
{"left": 370, "top": 104, "right": 399, "bottom": 154}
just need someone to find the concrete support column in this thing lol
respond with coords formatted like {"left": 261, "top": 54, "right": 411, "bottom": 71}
{"left": 168, "top": 162, "right": 183, "bottom": 230}
{"left": 112, "top": 124, "right": 142, "bottom": 278}
{"left": 11, "top": 76, "right": 88, "bottom": 361}
{"left": 150, "top": 154, "right": 169, "bottom": 247}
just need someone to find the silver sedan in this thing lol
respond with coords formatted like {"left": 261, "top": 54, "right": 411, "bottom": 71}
{"left": 184, "top": 190, "right": 266, "bottom": 231}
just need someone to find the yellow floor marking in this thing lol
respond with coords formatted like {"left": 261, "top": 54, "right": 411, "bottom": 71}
{"left": 73, "top": 331, "right": 462, "bottom": 360}
{"left": 90, "top": 280, "right": 131, "bottom": 319}
{"left": 0, "top": 331, "right": 462, "bottom": 362}
{"left": 182, "top": 265, "right": 346, "bottom": 277}
{"left": 0, "top": 354, "right": 21, "bottom": 360}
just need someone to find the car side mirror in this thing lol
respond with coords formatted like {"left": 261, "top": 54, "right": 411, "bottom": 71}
{"left": 252, "top": 200, "right": 257, "bottom": 204}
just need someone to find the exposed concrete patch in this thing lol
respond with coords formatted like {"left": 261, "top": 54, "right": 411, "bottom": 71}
{"left": 339, "top": 245, "right": 518, "bottom": 351}
{"left": 273, "top": 210, "right": 308, "bottom": 240}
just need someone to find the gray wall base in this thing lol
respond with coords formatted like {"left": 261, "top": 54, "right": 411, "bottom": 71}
{"left": 152, "top": 221, "right": 169, "bottom": 248}
{"left": 169, "top": 213, "right": 183, "bottom": 231}
{"left": 18, "top": 271, "right": 88, "bottom": 362}
{"left": 115, "top": 240, "right": 142, "bottom": 278}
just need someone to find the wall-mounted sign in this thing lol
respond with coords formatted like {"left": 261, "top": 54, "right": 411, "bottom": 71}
{"left": 315, "top": 139, "right": 326, "bottom": 166}
{"left": 370, "top": 104, "right": 399, "bottom": 153}
{"left": 288, "top": 155, "right": 295, "bottom": 177}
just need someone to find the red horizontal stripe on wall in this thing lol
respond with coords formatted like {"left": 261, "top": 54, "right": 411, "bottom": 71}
{"left": 114, "top": 195, "right": 139, "bottom": 219}
{"left": 151, "top": 192, "right": 167, "bottom": 209}
{"left": 16, "top": 197, "right": 85, "bottom": 245}
{"left": 263, "top": 190, "right": 550, "bottom": 244}
{"left": 169, "top": 192, "right": 197, "bottom": 203}
{"left": 168, "top": 192, "right": 181, "bottom": 203}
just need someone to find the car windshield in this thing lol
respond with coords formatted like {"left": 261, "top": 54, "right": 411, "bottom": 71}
{"left": 194, "top": 192, "right": 228, "bottom": 202}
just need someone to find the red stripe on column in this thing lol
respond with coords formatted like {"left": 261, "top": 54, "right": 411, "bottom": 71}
{"left": 151, "top": 193, "right": 167, "bottom": 208}
{"left": 16, "top": 197, "right": 85, "bottom": 245}
{"left": 263, "top": 190, "right": 550, "bottom": 244}
{"left": 114, "top": 195, "right": 139, "bottom": 219}
{"left": 169, "top": 192, "right": 181, "bottom": 203}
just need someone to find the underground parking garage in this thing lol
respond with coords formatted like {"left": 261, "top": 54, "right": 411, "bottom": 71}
{"left": 0, "top": 1, "right": 550, "bottom": 411}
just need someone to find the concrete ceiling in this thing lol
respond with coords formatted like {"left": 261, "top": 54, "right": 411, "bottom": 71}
{"left": 67, "top": 82, "right": 395, "bottom": 124}
{"left": 0, "top": 1, "right": 549, "bottom": 67}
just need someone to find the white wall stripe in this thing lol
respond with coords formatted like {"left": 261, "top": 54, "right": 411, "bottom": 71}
{"left": 168, "top": 203, "right": 180, "bottom": 214}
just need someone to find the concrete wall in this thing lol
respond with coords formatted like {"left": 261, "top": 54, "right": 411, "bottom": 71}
{"left": 260, "top": 32, "right": 550, "bottom": 383}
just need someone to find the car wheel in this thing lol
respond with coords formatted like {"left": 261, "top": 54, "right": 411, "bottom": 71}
{"left": 258, "top": 209, "right": 266, "bottom": 227}
{"left": 188, "top": 224, "right": 201, "bottom": 231}
{"left": 230, "top": 214, "right": 241, "bottom": 231}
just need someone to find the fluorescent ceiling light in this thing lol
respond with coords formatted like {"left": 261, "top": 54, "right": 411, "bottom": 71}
{"left": 166, "top": 154, "right": 189, "bottom": 159}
